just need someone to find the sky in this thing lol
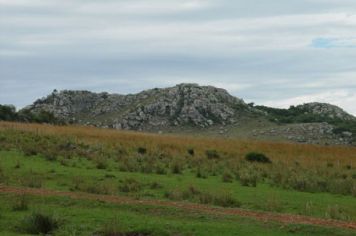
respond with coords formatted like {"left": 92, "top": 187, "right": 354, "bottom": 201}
{"left": 1, "top": 0, "right": 356, "bottom": 115}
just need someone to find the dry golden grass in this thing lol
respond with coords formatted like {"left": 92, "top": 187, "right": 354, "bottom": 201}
{"left": 1, "top": 121, "right": 355, "bottom": 168}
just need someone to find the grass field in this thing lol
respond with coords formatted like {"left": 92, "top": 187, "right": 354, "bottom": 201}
{"left": 0, "top": 122, "right": 355, "bottom": 235}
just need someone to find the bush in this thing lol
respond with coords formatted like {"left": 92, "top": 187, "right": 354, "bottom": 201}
{"left": 137, "top": 147, "right": 147, "bottom": 155}
{"left": 213, "top": 192, "right": 241, "bottom": 208}
{"left": 198, "top": 192, "right": 214, "bottom": 204}
{"left": 96, "top": 159, "right": 108, "bottom": 169}
{"left": 238, "top": 169, "right": 257, "bottom": 187}
{"left": 187, "top": 148, "right": 195, "bottom": 156}
{"left": 18, "top": 212, "right": 60, "bottom": 234}
{"left": 205, "top": 150, "right": 220, "bottom": 159}
{"left": 86, "top": 182, "right": 115, "bottom": 195}
{"left": 222, "top": 172, "right": 234, "bottom": 183}
{"left": 12, "top": 194, "right": 29, "bottom": 211}
{"left": 0, "top": 165, "right": 6, "bottom": 183}
{"left": 164, "top": 189, "right": 183, "bottom": 201}
{"left": 99, "top": 218, "right": 125, "bottom": 236}
{"left": 149, "top": 181, "right": 163, "bottom": 190}
{"left": 0, "top": 104, "right": 17, "bottom": 121}
{"left": 99, "top": 218, "right": 153, "bottom": 236}
{"left": 22, "top": 145, "right": 38, "bottom": 157}
{"left": 325, "top": 205, "right": 350, "bottom": 221}
{"left": 171, "top": 160, "right": 183, "bottom": 174}
{"left": 245, "top": 152, "right": 271, "bottom": 164}
{"left": 155, "top": 164, "right": 167, "bottom": 175}
{"left": 196, "top": 167, "right": 208, "bottom": 179}
{"left": 19, "top": 174, "right": 43, "bottom": 188}
{"left": 43, "top": 150, "right": 57, "bottom": 162}
{"left": 119, "top": 178, "right": 142, "bottom": 193}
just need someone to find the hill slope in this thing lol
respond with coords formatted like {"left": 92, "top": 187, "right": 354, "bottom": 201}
{"left": 21, "top": 84, "right": 356, "bottom": 145}
{"left": 25, "top": 84, "right": 253, "bottom": 130}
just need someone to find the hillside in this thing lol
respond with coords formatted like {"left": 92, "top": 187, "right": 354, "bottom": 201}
{"left": 25, "top": 84, "right": 250, "bottom": 129}
{"left": 6, "top": 83, "right": 356, "bottom": 145}
{"left": 0, "top": 122, "right": 356, "bottom": 235}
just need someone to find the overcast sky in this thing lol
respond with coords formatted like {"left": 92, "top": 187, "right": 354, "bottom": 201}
{"left": 1, "top": 0, "right": 356, "bottom": 115}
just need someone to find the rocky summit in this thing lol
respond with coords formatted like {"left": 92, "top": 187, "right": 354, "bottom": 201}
{"left": 25, "top": 84, "right": 250, "bottom": 130}
{"left": 23, "top": 84, "right": 356, "bottom": 146}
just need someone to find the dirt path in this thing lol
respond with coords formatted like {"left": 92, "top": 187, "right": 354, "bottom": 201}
{"left": 1, "top": 185, "right": 355, "bottom": 231}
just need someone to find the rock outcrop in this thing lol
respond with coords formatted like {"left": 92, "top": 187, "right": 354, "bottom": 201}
{"left": 295, "top": 103, "right": 355, "bottom": 121}
{"left": 25, "top": 84, "right": 249, "bottom": 130}
{"left": 22, "top": 84, "right": 356, "bottom": 146}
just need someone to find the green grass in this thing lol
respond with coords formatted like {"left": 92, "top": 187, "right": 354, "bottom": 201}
{"left": 1, "top": 150, "right": 355, "bottom": 221}
{"left": 0, "top": 193, "right": 355, "bottom": 236}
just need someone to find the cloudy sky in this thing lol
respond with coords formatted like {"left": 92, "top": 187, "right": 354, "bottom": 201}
{"left": 1, "top": 0, "right": 356, "bottom": 115}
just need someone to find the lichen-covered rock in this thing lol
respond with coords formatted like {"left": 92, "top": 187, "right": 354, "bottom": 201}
{"left": 295, "top": 103, "right": 355, "bottom": 121}
{"left": 24, "top": 84, "right": 249, "bottom": 130}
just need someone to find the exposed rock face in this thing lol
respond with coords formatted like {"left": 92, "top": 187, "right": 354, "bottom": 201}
{"left": 252, "top": 122, "right": 354, "bottom": 145}
{"left": 23, "top": 84, "right": 356, "bottom": 146}
{"left": 295, "top": 103, "right": 355, "bottom": 121}
{"left": 25, "top": 84, "right": 249, "bottom": 130}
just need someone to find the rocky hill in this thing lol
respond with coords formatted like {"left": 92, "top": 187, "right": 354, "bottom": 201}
{"left": 22, "top": 84, "right": 356, "bottom": 146}
{"left": 25, "top": 84, "right": 252, "bottom": 130}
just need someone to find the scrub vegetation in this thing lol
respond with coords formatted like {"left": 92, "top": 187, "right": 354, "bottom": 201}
{"left": 0, "top": 121, "right": 355, "bottom": 235}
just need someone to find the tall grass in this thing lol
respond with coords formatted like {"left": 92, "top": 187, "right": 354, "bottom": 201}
{"left": 0, "top": 121, "right": 355, "bottom": 196}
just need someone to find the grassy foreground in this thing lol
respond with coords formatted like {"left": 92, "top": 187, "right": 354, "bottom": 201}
{"left": 1, "top": 193, "right": 355, "bottom": 236}
{"left": 0, "top": 122, "right": 355, "bottom": 235}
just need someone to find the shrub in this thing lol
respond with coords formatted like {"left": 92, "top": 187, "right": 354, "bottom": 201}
{"left": 325, "top": 205, "right": 350, "bottom": 221}
{"left": 245, "top": 152, "right": 271, "bottom": 164}
{"left": 119, "top": 178, "right": 142, "bottom": 193}
{"left": 171, "top": 160, "right": 183, "bottom": 174}
{"left": 99, "top": 219, "right": 124, "bottom": 236}
{"left": 0, "top": 165, "right": 5, "bottom": 183}
{"left": 205, "top": 150, "right": 220, "bottom": 159}
{"left": 213, "top": 192, "right": 241, "bottom": 208}
{"left": 85, "top": 182, "right": 115, "bottom": 195}
{"left": 222, "top": 172, "right": 234, "bottom": 183}
{"left": 328, "top": 179, "right": 354, "bottom": 195}
{"left": 99, "top": 218, "right": 153, "bottom": 236}
{"left": 238, "top": 169, "right": 257, "bottom": 187}
{"left": 198, "top": 192, "right": 214, "bottom": 205}
{"left": 327, "top": 162, "right": 334, "bottom": 168}
{"left": 155, "top": 164, "right": 167, "bottom": 175}
{"left": 149, "top": 181, "right": 163, "bottom": 190}
{"left": 19, "top": 174, "right": 43, "bottom": 188}
{"left": 196, "top": 167, "right": 208, "bottom": 179}
{"left": 22, "top": 145, "right": 38, "bottom": 157}
{"left": 96, "top": 160, "right": 108, "bottom": 170}
{"left": 18, "top": 212, "right": 60, "bottom": 234}
{"left": 164, "top": 189, "right": 183, "bottom": 201}
{"left": 137, "top": 147, "right": 147, "bottom": 155}
{"left": 43, "top": 151, "right": 57, "bottom": 162}
{"left": 187, "top": 148, "right": 195, "bottom": 156}
{"left": 14, "top": 160, "right": 21, "bottom": 169}
{"left": 12, "top": 194, "right": 29, "bottom": 211}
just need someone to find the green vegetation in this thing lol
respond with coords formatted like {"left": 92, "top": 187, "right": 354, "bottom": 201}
{"left": 256, "top": 105, "right": 356, "bottom": 138}
{"left": 0, "top": 122, "right": 355, "bottom": 235}
{"left": 0, "top": 104, "right": 62, "bottom": 124}
{"left": 1, "top": 194, "right": 354, "bottom": 236}
{"left": 17, "top": 212, "right": 60, "bottom": 235}
{"left": 245, "top": 152, "right": 272, "bottom": 163}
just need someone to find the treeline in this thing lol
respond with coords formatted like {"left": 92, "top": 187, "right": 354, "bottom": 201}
{"left": 0, "top": 104, "right": 62, "bottom": 124}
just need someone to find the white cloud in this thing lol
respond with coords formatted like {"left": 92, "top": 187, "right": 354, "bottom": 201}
{"left": 75, "top": 0, "right": 211, "bottom": 15}
{"left": 0, "top": 0, "right": 356, "bottom": 115}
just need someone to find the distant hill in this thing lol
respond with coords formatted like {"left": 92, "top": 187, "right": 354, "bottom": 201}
{"left": 3, "top": 83, "right": 356, "bottom": 146}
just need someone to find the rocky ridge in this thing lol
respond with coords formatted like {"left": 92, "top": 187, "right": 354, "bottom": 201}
{"left": 23, "top": 84, "right": 356, "bottom": 146}
{"left": 295, "top": 103, "right": 356, "bottom": 121}
{"left": 26, "top": 84, "right": 250, "bottom": 130}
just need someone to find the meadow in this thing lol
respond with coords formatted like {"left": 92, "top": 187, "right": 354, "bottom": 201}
{"left": 0, "top": 121, "right": 355, "bottom": 235}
